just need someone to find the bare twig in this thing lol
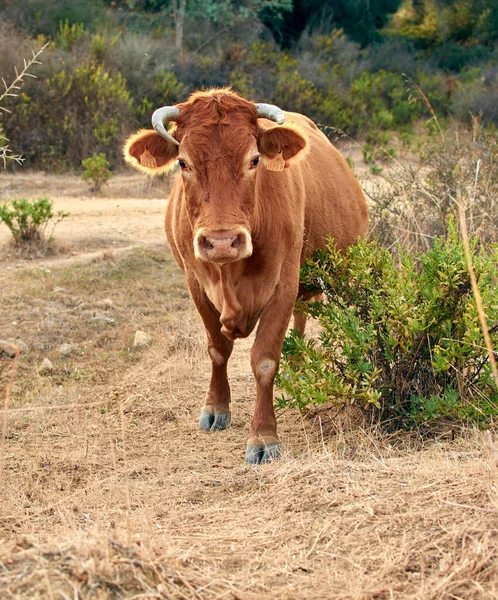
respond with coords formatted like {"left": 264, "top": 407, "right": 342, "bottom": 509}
{"left": 0, "top": 43, "right": 48, "bottom": 106}
{"left": 0, "top": 43, "right": 48, "bottom": 167}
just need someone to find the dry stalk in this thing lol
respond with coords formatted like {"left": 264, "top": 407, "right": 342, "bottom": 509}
{"left": 0, "top": 42, "right": 48, "bottom": 167}
{"left": 0, "top": 43, "right": 47, "bottom": 107}
{"left": 456, "top": 193, "right": 498, "bottom": 390}
{"left": 403, "top": 72, "right": 445, "bottom": 143}
{"left": 0, "top": 343, "right": 20, "bottom": 489}
{"left": 119, "top": 400, "right": 133, "bottom": 545}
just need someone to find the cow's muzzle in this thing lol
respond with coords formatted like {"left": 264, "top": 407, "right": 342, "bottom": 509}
{"left": 194, "top": 227, "right": 253, "bottom": 263}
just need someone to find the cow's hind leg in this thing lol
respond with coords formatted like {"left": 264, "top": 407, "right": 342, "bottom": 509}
{"left": 188, "top": 277, "right": 234, "bottom": 432}
{"left": 293, "top": 287, "right": 324, "bottom": 336}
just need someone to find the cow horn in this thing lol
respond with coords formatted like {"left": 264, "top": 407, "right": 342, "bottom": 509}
{"left": 151, "top": 106, "right": 181, "bottom": 146}
{"left": 255, "top": 103, "right": 285, "bottom": 125}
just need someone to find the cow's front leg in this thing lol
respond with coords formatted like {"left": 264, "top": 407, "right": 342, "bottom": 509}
{"left": 188, "top": 277, "right": 234, "bottom": 431}
{"left": 246, "top": 274, "right": 299, "bottom": 464}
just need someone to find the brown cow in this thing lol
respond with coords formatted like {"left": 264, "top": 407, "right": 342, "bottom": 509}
{"left": 124, "top": 88, "right": 368, "bottom": 463}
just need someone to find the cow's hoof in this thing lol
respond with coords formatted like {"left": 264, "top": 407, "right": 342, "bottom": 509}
{"left": 245, "top": 440, "right": 281, "bottom": 464}
{"left": 199, "top": 406, "right": 231, "bottom": 431}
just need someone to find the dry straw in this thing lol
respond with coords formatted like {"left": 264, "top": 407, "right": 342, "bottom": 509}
{"left": 0, "top": 343, "right": 19, "bottom": 488}
{"left": 455, "top": 182, "right": 498, "bottom": 390}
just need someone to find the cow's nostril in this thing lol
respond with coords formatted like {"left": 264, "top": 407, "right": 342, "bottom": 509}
{"left": 202, "top": 237, "right": 214, "bottom": 250}
{"left": 231, "top": 236, "right": 241, "bottom": 249}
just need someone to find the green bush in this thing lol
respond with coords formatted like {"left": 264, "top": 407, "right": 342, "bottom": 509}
{"left": 277, "top": 220, "right": 498, "bottom": 430}
{"left": 0, "top": 197, "right": 68, "bottom": 246}
{"left": 55, "top": 19, "right": 85, "bottom": 51}
{"left": 4, "top": 61, "right": 131, "bottom": 170}
{"left": 82, "top": 152, "right": 111, "bottom": 192}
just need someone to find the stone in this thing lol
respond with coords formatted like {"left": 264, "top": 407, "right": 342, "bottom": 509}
{"left": 91, "top": 314, "right": 116, "bottom": 324}
{"left": 38, "top": 358, "right": 54, "bottom": 375}
{"left": 133, "top": 330, "right": 153, "bottom": 348}
{"left": 0, "top": 340, "right": 17, "bottom": 358}
{"left": 7, "top": 338, "right": 29, "bottom": 354}
{"left": 59, "top": 343, "right": 77, "bottom": 357}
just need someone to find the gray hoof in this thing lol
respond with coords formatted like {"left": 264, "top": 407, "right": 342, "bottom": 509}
{"left": 199, "top": 407, "right": 231, "bottom": 432}
{"left": 245, "top": 442, "right": 281, "bottom": 464}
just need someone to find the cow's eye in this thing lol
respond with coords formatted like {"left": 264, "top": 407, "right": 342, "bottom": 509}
{"left": 178, "top": 159, "right": 188, "bottom": 170}
{"left": 250, "top": 156, "right": 260, "bottom": 169}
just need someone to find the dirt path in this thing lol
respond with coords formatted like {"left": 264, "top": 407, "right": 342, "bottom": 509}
{"left": 1, "top": 173, "right": 497, "bottom": 599}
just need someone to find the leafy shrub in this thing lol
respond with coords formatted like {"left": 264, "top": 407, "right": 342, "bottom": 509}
{"left": 0, "top": 0, "right": 106, "bottom": 38}
{"left": 81, "top": 152, "right": 111, "bottom": 193}
{"left": 277, "top": 220, "right": 498, "bottom": 429}
{"left": 0, "top": 197, "right": 68, "bottom": 247}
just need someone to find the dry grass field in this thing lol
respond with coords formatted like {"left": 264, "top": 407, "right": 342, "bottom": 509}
{"left": 1, "top": 172, "right": 498, "bottom": 599}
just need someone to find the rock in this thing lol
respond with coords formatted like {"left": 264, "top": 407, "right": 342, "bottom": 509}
{"left": 2, "top": 339, "right": 29, "bottom": 356}
{"left": 91, "top": 314, "right": 116, "bottom": 324}
{"left": 0, "top": 339, "right": 27, "bottom": 357}
{"left": 53, "top": 286, "right": 67, "bottom": 293}
{"left": 133, "top": 331, "right": 153, "bottom": 348}
{"left": 0, "top": 340, "right": 17, "bottom": 358}
{"left": 59, "top": 343, "right": 77, "bottom": 357}
{"left": 38, "top": 358, "right": 54, "bottom": 375}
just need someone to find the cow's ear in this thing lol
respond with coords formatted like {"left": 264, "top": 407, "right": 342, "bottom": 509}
{"left": 123, "top": 129, "right": 178, "bottom": 175}
{"left": 257, "top": 123, "right": 309, "bottom": 166}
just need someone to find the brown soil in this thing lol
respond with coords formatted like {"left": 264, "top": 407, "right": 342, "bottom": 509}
{"left": 1, "top": 172, "right": 497, "bottom": 599}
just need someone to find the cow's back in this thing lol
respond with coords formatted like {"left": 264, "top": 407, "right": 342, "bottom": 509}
{"left": 286, "top": 112, "right": 368, "bottom": 262}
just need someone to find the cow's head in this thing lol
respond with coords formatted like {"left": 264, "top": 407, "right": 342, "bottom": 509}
{"left": 124, "top": 89, "right": 309, "bottom": 264}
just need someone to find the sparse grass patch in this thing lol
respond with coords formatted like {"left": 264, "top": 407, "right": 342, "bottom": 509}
{"left": 0, "top": 246, "right": 189, "bottom": 396}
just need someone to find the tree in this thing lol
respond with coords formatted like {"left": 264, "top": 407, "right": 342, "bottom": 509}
{"left": 174, "top": 0, "right": 292, "bottom": 55}
{"left": 172, "top": 0, "right": 187, "bottom": 52}
{"left": 273, "top": 0, "right": 402, "bottom": 47}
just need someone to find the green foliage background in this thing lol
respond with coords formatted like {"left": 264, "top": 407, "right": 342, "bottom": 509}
{"left": 1, "top": 0, "right": 498, "bottom": 170}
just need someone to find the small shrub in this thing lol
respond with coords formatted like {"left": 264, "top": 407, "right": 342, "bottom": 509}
{"left": 82, "top": 152, "right": 111, "bottom": 193}
{"left": 370, "top": 164, "right": 383, "bottom": 175}
{"left": 277, "top": 220, "right": 498, "bottom": 430}
{"left": 0, "top": 197, "right": 68, "bottom": 247}
{"left": 55, "top": 19, "right": 85, "bottom": 51}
